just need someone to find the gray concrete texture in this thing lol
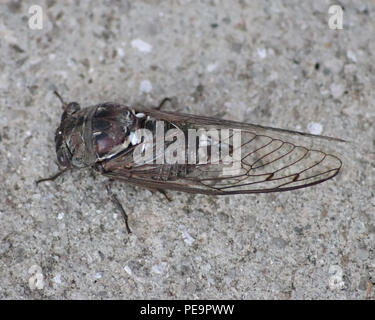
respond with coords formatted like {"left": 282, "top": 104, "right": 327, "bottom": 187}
{"left": 0, "top": 0, "right": 374, "bottom": 299}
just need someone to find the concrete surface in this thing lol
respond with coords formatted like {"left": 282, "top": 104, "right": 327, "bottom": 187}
{"left": 0, "top": 0, "right": 374, "bottom": 299}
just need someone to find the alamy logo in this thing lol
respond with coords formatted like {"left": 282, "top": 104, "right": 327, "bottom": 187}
{"left": 28, "top": 5, "right": 43, "bottom": 30}
{"left": 328, "top": 5, "right": 343, "bottom": 30}
{"left": 131, "top": 123, "right": 242, "bottom": 176}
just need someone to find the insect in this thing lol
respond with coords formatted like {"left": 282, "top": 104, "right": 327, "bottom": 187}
{"left": 37, "top": 91, "right": 344, "bottom": 233}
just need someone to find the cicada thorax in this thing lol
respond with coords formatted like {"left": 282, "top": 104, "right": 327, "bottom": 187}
{"left": 62, "top": 103, "right": 156, "bottom": 168}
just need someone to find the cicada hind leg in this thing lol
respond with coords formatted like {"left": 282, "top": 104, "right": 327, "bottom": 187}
{"left": 105, "top": 181, "right": 132, "bottom": 234}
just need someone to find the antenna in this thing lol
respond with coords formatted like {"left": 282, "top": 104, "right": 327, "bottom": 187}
{"left": 54, "top": 90, "right": 67, "bottom": 109}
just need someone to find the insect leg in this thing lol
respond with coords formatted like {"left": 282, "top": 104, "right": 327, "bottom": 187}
{"left": 105, "top": 182, "right": 132, "bottom": 234}
{"left": 36, "top": 169, "right": 68, "bottom": 185}
{"left": 138, "top": 185, "right": 173, "bottom": 201}
{"left": 155, "top": 97, "right": 178, "bottom": 110}
{"left": 157, "top": 189, "right": 172, "bottom": 202}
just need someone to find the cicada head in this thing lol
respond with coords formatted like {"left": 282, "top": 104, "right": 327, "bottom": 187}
{"left": 54, "top": 101, "right": 82, "bottom": 169}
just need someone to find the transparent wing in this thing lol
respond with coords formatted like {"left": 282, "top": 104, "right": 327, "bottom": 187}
{"left": 100, "top": 107, "right": 343, "bottom": 195}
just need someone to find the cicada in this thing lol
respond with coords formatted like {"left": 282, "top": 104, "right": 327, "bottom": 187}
{"left": 37, "top": 91, "right": 344, "bottom": 233}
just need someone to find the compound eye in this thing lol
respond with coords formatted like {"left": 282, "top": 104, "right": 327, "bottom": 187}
{"left": 66, "top": 102, "right": 80, "bottom": 115}
{"left": 56, "top": 148, "right": 70, "bottom": 168}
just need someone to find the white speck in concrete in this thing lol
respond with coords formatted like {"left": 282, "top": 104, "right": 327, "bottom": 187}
{"left": 57, "top": 212, "right": 64, "bottom": 220}
{"left": 117, "top": 47, "right": 125, "bottom": 57}
{"left": 151, "top": 262, "right": 167, "bottom": 274}
{"left": 124, "top": 265, "right": 132, "bottom": 276}
{"left": 131, "top": 39, "right": 152, "bottom": 53}
{"left": 257, "top": 48, "right": 267, "bottom": 59}
{"left": 139, "top": 80, "right": 152, "bottom": 93}
{"left": 330, "top": 82, "right": 346, "bottom": 99}
{"left": 202, "top": 263, "right": 212, "bottom": 272}
{"left": 53, "top": 274, "right": 62, "bottom": 284}
{"left": 95, "top": 271, "right": 103, "bottom": 279}
{"left": 320, "top": 88, "right": 330, "bottom": 96}
{"left": 307, "top": 122, "right": 323, "bottom": 135}
{"left": 207, "top": 63, "right": 218, "bottom": 72}
{"left": 347, "top": 50, "right": 357, "bottom": 63}
{"left": 178, "top": 225, "right": 195, "bottom": 246}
